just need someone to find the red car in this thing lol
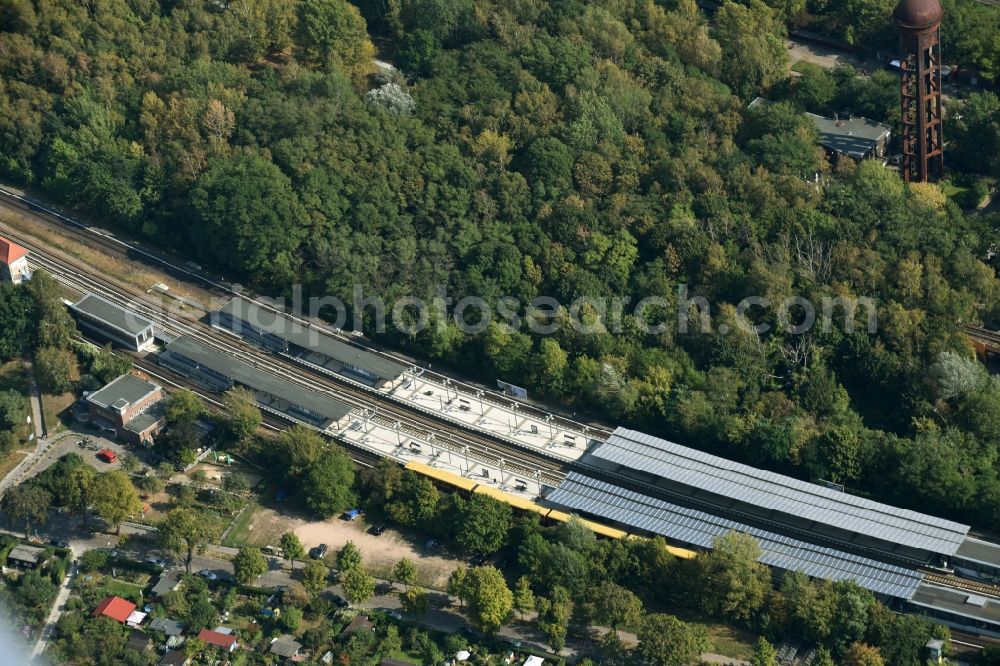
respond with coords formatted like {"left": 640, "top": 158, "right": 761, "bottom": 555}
{"left": 97, "top": 449, "right": 117, "bottom": 464}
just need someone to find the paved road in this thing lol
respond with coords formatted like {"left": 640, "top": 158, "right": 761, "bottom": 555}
{"left": 30, "top": 560, "right": 78, "bottom": 661}
{"left": 27, "top": 371, "right": 44, "bottom": 439}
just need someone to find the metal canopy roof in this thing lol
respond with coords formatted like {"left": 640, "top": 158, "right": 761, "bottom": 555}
{"left": 548, "top": 472, "right": 923, "bottom": 599}
{"left": 594, "top": 428, "right": 969, "bottom": 556}
{"left": 71, "top": 293, "right": 154, "bottom": 336}
{"left": 219, "top": 298, "right": 407, "bottom": 381}
{"left": 164, "top": 336, "right": 350, "bottom": 422}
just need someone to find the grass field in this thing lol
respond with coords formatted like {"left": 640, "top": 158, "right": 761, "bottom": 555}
{"left": 94, "top": 578, "right": 144, "bottom": 599}
{"left": 0, "top": 448, "right": 29, "bottom": 480}
{"left": 222, "top": 499, "right": 260, "bottom": 548}
{"left": 41, "top": 391, "right": 76, "bottom": 435}
{"left": 791, "top": 60, "right": 824, "bottom": 76}
{"left": 701, "top": 622, "right": 756, "bottom": 660}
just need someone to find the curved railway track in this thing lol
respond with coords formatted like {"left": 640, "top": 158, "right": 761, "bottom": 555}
{"left": 12, "top": 189, "right": 1000, "bottom": 635}
{"left": 5, "top": 226, "right": 567, "bottom": 487}
{"left": 0, "top": 186, "right": 612, "bottom": 444}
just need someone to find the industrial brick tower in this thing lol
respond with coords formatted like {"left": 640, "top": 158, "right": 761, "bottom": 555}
{"left": 894, "top": 0, "right": 944, "bottom": 182}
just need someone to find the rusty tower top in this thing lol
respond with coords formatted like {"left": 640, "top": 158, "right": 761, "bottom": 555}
{"left": 894, "top": 0, "right": 944, "bottom": 182}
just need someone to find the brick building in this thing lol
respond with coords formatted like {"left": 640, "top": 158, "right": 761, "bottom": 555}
{"left": 0, "top": 236, "right": 30, "bottom": 285}
{"left": 86, "top": 374, "right": 167, "bottom": 445}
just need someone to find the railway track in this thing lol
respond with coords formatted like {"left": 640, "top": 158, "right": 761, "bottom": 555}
{"left": 0, "top": 186, "right": 612, "bottom": 444}
{"left": 129, "top": 355, "right": 383, "bottom": 469}
{"left": 15, "top": 186, "right": 1000, "bottom": 630}
{"left": 924, "top": 571, "right": 1000, "bottom": 599}
{"left": 3, "top": 225, "right": 567, "bottom": 486}
{"left": 966, "top": 324, "right": 1000, "bottom": 346}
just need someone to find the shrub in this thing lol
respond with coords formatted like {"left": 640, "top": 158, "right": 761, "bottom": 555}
{"left": 79, "top": 549, "right": 110, "bottom": 573}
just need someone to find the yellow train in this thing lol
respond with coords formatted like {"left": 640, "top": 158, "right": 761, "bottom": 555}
{"left": 404, "top": 460, "right": 696, "bottom": 560}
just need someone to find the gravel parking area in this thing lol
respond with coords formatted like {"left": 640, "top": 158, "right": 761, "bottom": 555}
{"left": 236, "top": 504, "right": 461, "bottom": 588}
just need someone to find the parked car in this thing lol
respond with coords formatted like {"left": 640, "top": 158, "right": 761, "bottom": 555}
{"left": 424, "top": 539, "right": 440, "bottom": 550}
{"left": 343, "top": 508, "right": 363, "bottom": 521}
{"left": 330, "top": 594, "right": 349, "bottom": 608}
{"left": 309, "top": 544, "right": 329, "bottom": 559}
{"left": 370, "top": 522, "right": 387, "bottom": 536}
{"left": 197, "top": 570, "right": 218, "bottom": 581}
{"left": 471, "top": 552, "right": 489, "bottom": 566}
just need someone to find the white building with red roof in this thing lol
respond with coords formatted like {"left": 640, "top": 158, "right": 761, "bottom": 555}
{"left": 0, "top": 236, "right": 29, "bottom": 285}
{"left": 92, "top": 595, "right": 137, "bottom": 623}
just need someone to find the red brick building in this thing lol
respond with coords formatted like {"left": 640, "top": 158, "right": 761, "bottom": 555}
{"left": 86, "top": 374, "right": 167, "bottom": 445}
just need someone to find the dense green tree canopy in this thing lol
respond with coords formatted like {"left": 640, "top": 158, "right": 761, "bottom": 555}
{"left": 0, "top": 0, "right": 998, "bottom": 548}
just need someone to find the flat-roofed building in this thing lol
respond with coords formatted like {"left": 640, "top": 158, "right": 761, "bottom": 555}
{"left": 747, "top": 98, "right": 892, "bottom": 164}
{"left": 160, "top": 336, "right": 351, "bottom": 430}
{"left": 806, "top": 112, "right": 892, "bottom": 162}
{"left": 70, "top": 294, "right": 155, "bottom": 351}
{"left": 86, "top": 374, "right": 166, "bottom": 445}
{"left": 216, "top": 298, "right": 407, "bottom": 388}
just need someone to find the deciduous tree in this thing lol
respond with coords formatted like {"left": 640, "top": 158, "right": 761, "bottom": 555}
{"left": 465, "top": 566, "right": 513, "bottom": 634}
{"left": 1, "top": 483, "right": 51, "bottom": 538}
{"left": 454, "top": 494, "right": 512, "bottom": 555}
{"left": 91, "top": 470, "right": 142, "bottom": 534}
{"left": 393, "top": 558, "right": 417, "bottom": 589}
{"left": 301, "top": 447, "right": 356, "bottom": 518}
{"left": 336, "top": 541, "right": 362, "bottom": 573}
{"left": 222, "top": 387, "right": 261, "bottom": 445}
{"left": 341, "top": 567, "right": 376, "bottom": 604}
{"left": 401, "top": 586, "right": 430, "bottom": 617}
{"left": 699, "top": 531, "right": 771, "bottom": 621}
{"left": 714, "top": 0, "right": 789, "bottom": 98}
{"left": 280, "top": 532, "right": 305, "bottom": 569}
{"left": 513, "top": 576, "right": 535, "bottom": 619}
{"left": 233, "top": 546, "right": 267, "bottom": 584}
{"left": 636, "top": 613, "right": 710, "bottom": 666}
{"left": 159, "top": 508, "right": 223, "bottom": 573}
{"left": 301, "top": 558, "right": 329, "bottom": 595}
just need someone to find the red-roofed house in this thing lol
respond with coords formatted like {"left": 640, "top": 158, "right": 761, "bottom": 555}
{"left": 197, "top": 629, "right": 239, "bottom": 652}
{"left": 0, "top": 236, "right": 29, "bottom": 285}
{"left": 92, "top": 596, "right": 137, "bottom": 623}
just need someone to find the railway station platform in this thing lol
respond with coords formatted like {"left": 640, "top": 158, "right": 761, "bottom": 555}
{"left": 390, "top": 373, "right": 598, "bottom": 463}
{"left": 954, "top": 537, "right": 1000, "bottom": 581}
{"left": 909, "top": 583, "right": 1000, "bottom": 637}
{"left": 333, "top": 415, "right": 548, "bottom": 498}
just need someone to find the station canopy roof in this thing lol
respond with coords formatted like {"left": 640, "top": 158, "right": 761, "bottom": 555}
{"left": 590, "top": 428, "right": 969, "bottom": 556}
{"left": 72, "top": 293, "right": 154, "bottom": 336}
{"left": 219, "top": 298, "right": 406, "bottom": 381}
{"left": 547, "top": 472, "right": 924, "bottom": 600}
{"left": 164, "top": 336, "right": 350, "bottom": 423}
